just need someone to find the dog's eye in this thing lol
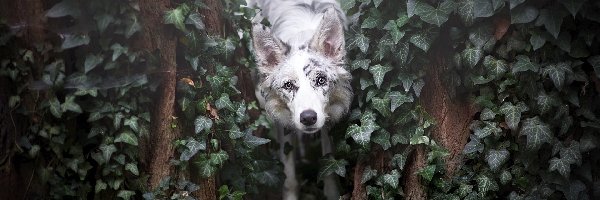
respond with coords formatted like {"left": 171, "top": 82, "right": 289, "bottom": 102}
{"left": 316, "top": 76, "right": 327, "bottom": 86}
{"left": 283, "top": 81, "right": 295, "bottom": 90}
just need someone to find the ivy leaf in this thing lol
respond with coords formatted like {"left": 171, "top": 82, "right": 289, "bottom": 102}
{"left": 369, "top": 64, "right": 392, "bottom": 88}
{"left": 164, "top": 6, "right": 188, "bottom": 31}
{"left": 180, "top": 139, "right": 206, "bottom": 161}
{"left": 549, "top": 157, "right": 571, "bottom": 177}
{"left": 361, "top": 15, "right": 381, "bottom": 29}
{"left": 371, "top": 97, "right": 390, "bottom": 117}
{"left": 561, "top": 0, "right": 585, "bottom": 17}
{"left": 509, "top": 0, "right": 525, "bottom": 9}
{"left": 215, "top": 94, "right": 235, "bottom": 111}
{"left": 361, "top": 166, "right": 377, "bottom": 184}
{"left": 499, "top": 102, "right": 525, "bottom": 130}
{"left": 462, "top": 47, "right": 483, "bottom": 68}
{"left": 62, "top": 34, "right": 90, "bottom": 49}
{"left": 243, "top": 134, "right": 270, "bottom": 148}
{"left": 114, "top": 131, "right": 138, "bottom": 146}
{"left": 418, "top": 165, "right": 435, "bottom": 182}
{"left": 560, "top": 142, "right": 582, "bottom": 165}
{"left": 391, "top": 153, "right": 407, "bottom": 169}
{"left": 372, "top": 130, "right": 391, "bottom": 150}
{"left": 186, "top": 13, "right": 205, "bottom": 30}
{"left": 347, "top": 124, "right": 370, "bottom": 146}
{"left": 535, "top": 8, "right": 566, "bottom": 38}
{"left": 415, "top": 0, "right": 456, "bottom": 26}
{"left": 499, "top": 170, "right": 512, "bottom": 185}
{"left": 474, "top": 0, "right": 494, "bottom": 18}
{"left": 388, "top": 91, "right": 413, "bottom": 112}
{"left": 483, "top": 56, "right": 507, "bottom": 78}
{"left": 209, "top": 150, "right": 229, "bottom": 166}
{"left": 476, "top": 174, "right": 499, "bottom": 195}
{"left": 409, "top": 33, "right": 432, "bottom": 52}
{"left": 125, "top": 163, "right": 139, "bottom": 176}
{"left": 194, "top": 116, "right": 213, "bottom": 134}
{"left": 95, "top": 180, "right": 107, "bottom": 193}
{"left": 341, "top": 0, "right": 355, "bottom": 11}
{"left": 486, "top": 149, "right": 509, "bottom": 171}
{"left": 511, "top": 6, "right": 538, "bottom": 24}
{"left": 464, "top": 135, "right": 484, "bottom": 154}
{"left": 543, "top": 62, "right": 572, "bottom": 90}
{"left": 382, "top": 169, "right": 400, "bottom": 188}
{"left": 46, "top": 0, "right": 80, "bottom": 18}
{"left": 110, "top": 43, "right": 128, "bottom": 61}
{"left": 536, "top": 93, "right": 555, "bottom": 114}
{"left": 351, "top": 59, "right": 370, "bottom": 70}
{"left": 49, "top": 97, "right": 63, "bottom": 118}
{"left": 480, "top": 108, "right": 496, "bottom": 120}
{"left": 373, "top": 0, "right": 383, "bottom": 8}
{"left": 318, "top": 158, "right": 348, "bottom": 180}
{"left": 457, "top": 0, "right": 475, "bottom": 25}
{"left": 62, "top": 95, "right": 82, "bottom": 113}
{"left": 99, "top": 144, "right": 117, "bottom": 162}
{"left": 117, "top": 190, "right": 135, "bottom": 200}
{"left": 412, "top": 79, "right": 425, "bottom": 97}
{"left": 348, "top": 33, "right": 370, "bottom": 53}
{"left": 197, "top": 161, "right": 217, "bottom": 178}
{"left": 511, "top": 55, "right": 539, "bottom": 74}
{"left": 84, "top": 54, "right": 103, "bottom": 73}
{"left": 521, "top": 117, "right": 553, "bottom": 150}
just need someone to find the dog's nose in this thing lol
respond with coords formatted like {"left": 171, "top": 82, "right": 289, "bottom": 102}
{"left": 300, "top": 110, "right": 317, "bottom": 126}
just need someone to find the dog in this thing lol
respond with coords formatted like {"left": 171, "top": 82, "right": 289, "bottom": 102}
{"left": 247, "top": 0, "right": 353, "bottom": 199}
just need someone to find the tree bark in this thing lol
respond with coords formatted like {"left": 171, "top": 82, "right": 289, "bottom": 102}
{"left": 351, "top": 160, "right": 367, "bottom": 200}
{"left": 403, "top": 145, "right": 427, "bottom": 200}
{"left": 137, "top": 0, "right": 179, "bottom": 190}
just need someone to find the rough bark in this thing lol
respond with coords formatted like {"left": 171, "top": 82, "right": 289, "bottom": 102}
{"left": 403, "top": 146, "right": 427, "bottom": 200}
{"left": 137, "top": 0, "right": 179, "bottom": 190}
{"left": 420, "top": 57, "right": 478, "bottom": 177}
{"left": 351, "top": 160, "right": 367, "bottom": 200}
{"left": 190, "top": 1, "right": 226, "bottom": 199}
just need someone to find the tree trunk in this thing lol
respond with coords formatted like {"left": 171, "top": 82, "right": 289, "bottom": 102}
{"left": 351, "top": 160, "right": 367, "bottom": 200}
{"left": 137, "top": 0, "right": 180, "bottom": 190}
{"left": 190, "top": 1, "right": 226, "bottom": 199}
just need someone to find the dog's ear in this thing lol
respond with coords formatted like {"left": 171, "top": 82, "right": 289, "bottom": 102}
{"left": 310, "top": 7, "right": 345, "bottom": 60}
{"left": 252, "top": 23, "right": 285, "bottom": 73}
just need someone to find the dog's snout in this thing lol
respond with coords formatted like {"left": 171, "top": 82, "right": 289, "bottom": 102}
{"left": 300, "top": 110, "right": 317, "bottom": 126}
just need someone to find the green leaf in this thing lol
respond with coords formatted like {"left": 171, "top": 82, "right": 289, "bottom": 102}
{"left": 197, "top": 160, "right": 217, "bottom": 177}
{"left": 117, "top": 190, "right": 135, "bottom": 200}
{"left": 511, "top": 55, "right": 539, "bottom": 74}
{"left": 535, "top": 8, "right": 566, "bottom": 38}
{"left": 341, "top": 0, "right": 355, "bottom": 11}
{"left": 124, "top": 117, "right": 139, "bottom": 133}
{"left": 114, "top": 112, "right": 124, "bottom": 129}
{"left": 95, "top": 14, "right": 114, "bottom": 33}
{"left": 549, "top": 157, "right": 570, "bottom": 177}
{"left": 164, "top": 6, "right": 188, "bottom": 31}
{"left": 361, "top": 166, "right": 377, "bottom": 184}
{"left": 194, "top": 116, "right": 213, "bottom": 134}
{"left": 84, "top": 54, "right": 103, "bottom": 73}
{"left": 95, "top": 179, "right": 107, "bottom": 193}
{"left": 243, "top": 134, "right": 270, "bottom": 148}
{"left": 46, "top": 0, "right": 80, "bottom": 18}
{"left": 521, "top": 117, "right": 553, "bottom": 150}
{"left": 347, "top": 124, "right": 371, "bottom": 146}
{"left": 543, "top": 62, "right": 571, "bottom": 90}
{"left": 99, "top": 144, "right": 117, "bottom": 162}
{"left": 373, "top": 0, "right": 383, "bottom": 7}
{"left": 536, "top": 93, "right": 555, "bottom": 114}
{"left": 391, "top": 153, "right": 407, "bottom": 169}
{"left": 511, "top": 6, "right": 538, "bottom": 24}
{"left": 209, "top": 150, "right": 229, "bottom": 166}
{"left": 462, "top": 47, "right": 483, "bottom": 68}
{"left": 457, "top": 0, "right": 475, "bottom": 25}
{"left": 382, "top": 169, "right": 400, "bottom": 188}
{"left": 361, "top": 15, "right": 381, "bottom": 29}
{"left": 318, "top": 158, "right": 348, "bottom": 180}
{"left": 561, "top": 0, "right": 585, "bottom": 17}
{"left": 62, "top": 34, "right": 90, "bottom": 49}
{"left": 369, "top": 64, "right": 392, "bottom": 88}
{"left": 474, "top": 0, "right": 494, "bottom": 18}
{"left": 372, "top": 130, "right": 391, "bottom": 150}
{"left": 49, "top": 97, "right": 63, "bottom": 118}
{"left": 480, "top": 108, "right": 496, "bottom": 120}
{"left": 418, "top": 165, "right": 435, "bottom": 182}
{"left": 180, "top": 138, "right": 206, "bottom": 161}
{"left": 371, "top": 97, "right": 390, "bottom": 117}
{"left": 464, "top": 135, "right": 484, "bottom": 154}
{"left": 125, "top": 163, "right": 139, "bottom": 176}
{"left": 499, "top": 102, "right": 526, "bottom": 130}
{"left": 409, "top": 33, "right": 432, "bottom": 52}
{"left": 476, "top": 174, "right": 499, "bottom": 195}
{"left": 388, "top": 91, "right": 413, "bottom": 112}
{"left": 560, "top": 142, "right": 582, "bottom": 165}
{"left": 62, "top": 95, "right": 82, "bottom": 113}
{"left": 499, "top": 170, "right": 512, "bottom": 185}
{"left": 115, "top": 131, "right": 138, "bottom": 146}
{"left": 483, "top": 56, "right": 507, "bottom": 78}
{"left": 530, "top": 33, "right": 546, "bottom": 50}
{"left": 509, "top": 0, "right": 525, "bottom": 9}
{"left": 351, "top": 59, "right": 370, "bottom": 70}
{"left": 415, "top": 0, "right": 455, "bottom": 26}
{"left": 111, "top": 43, "right": 128, "bottom": 61}
{"left": 348, "top": 33, "right": 370, "bottom": 53}
{"left": 186, "top": 13, "right": 205, "bottom": 30}
{"left": 215, "top": 94, "right": 235, "bottom": 111}
{"left": 486, "top": 149, "right": 509, "bottom": 171}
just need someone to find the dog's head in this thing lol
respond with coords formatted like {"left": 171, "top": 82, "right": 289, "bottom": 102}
{"left": 252, "top": 8, "right": 352, "bottom": 134}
